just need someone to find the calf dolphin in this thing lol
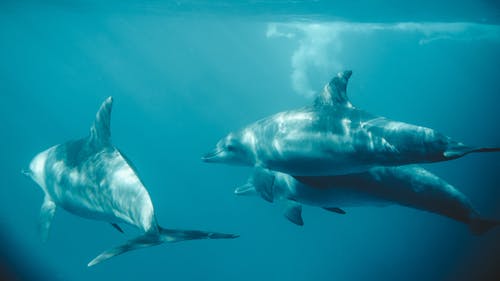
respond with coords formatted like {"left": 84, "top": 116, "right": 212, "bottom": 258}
{"left": 236, "top": 167, "right": 499, "bottom": 234}
{"left": 203, "top": 71, "right": 500, "bottom": 176}
{"left": 24, "top": 97, "right": 238, "bottom": 267}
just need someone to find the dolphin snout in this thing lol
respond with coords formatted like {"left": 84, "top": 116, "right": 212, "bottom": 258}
{"left": 201, "top": 149, "right": 223, "bottom": 162}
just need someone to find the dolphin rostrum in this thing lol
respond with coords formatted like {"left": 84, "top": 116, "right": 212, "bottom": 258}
{"left": 24, "top": 97, "right": 238, "bottom": 267}
{"left": 203, "top": 71, "right": 500, "bottom": 176}
{"left": 236, "top": 167, "right": 499, "bottom": 234}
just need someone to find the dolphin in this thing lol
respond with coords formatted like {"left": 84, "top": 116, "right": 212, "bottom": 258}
{"left": 235, "top": 167, "right": 499, "bottom": 234}
{"left": 202, "top": 71, "right": 500, "bottom": 176}
{"left": 23, "top": 97, "right": 238, "bottom": 267}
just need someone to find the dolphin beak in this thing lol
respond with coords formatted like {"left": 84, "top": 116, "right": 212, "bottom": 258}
{"left": 21, "top": 169, "right": 32, "bottom": 178}
{"left": 201, "top": 149, "right": 223, "bottom": 162}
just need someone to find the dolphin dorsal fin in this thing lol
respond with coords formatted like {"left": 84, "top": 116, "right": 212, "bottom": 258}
{"left": 314, "top": 70, "right": 353, "bottom": 108}
{"left": 89, "top": 97, "right": 113, "bottom": 146}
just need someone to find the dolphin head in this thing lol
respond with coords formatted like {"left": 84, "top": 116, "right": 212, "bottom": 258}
{"left": 235, "top": 168, "right": 276, "bottom": 202}
{"left": 202, "top": 131, "right": 255, "bottom": 166}
{"left": 251, "top": 168, "right": 276, "bottom": 202}
{"left": 25, "top": 148, "right": 52, "bottom": 192}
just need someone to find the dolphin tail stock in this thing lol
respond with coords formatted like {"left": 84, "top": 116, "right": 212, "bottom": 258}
{"left": 470, "top": 147, "right": 500, "bottom": 154}
{"left": 469, "top": 216, "right": 500, "bottom": 235}
{"left": 444, "top": 144, "right": 500, "bottom": 159}
{"left": 87, "top": 227, "right": 239, "bottom": 267}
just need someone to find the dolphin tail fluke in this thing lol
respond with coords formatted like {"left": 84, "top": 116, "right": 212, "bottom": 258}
{"left": 88, "top": 232, "right": 161, "bottom": 267}
{"left": 469, "top": 217, "right": 500, "bottom": 235}
{"left": 158, "top": 227, "right": 240, "bottom": 242}
{"left": 87, "top": 227, "right": 239, "bottom": 267}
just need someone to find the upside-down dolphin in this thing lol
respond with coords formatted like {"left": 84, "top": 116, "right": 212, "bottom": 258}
{"left": 236, "top": 167, "right": 499, "bottom": 234}
{"left": 23, "top": 97, "right": 238, "bottom": 267}
{"left": 203, "top": 71, "right": 500, "bottom": 176}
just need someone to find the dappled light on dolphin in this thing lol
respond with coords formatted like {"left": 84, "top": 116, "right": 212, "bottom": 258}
{"left": 24, "top": 97, "right": 238, "bottom": 267}
{"left": 203, "top": 71, "right": 500, "bottom": 176}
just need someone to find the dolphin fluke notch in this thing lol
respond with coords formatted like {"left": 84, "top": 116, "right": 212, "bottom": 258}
{"left": 89, "top": 96, "right": 113, "bottom": 146}
{"left": 315, "top": 70, "right": 353, "bottom": 108}
{"left": 88, "top": 227, "right": 239, "bottom": 267}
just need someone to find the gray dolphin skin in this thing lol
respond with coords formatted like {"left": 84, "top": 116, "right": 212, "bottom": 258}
{"left": 24, "top": 97, "right": 238, "bottom": 267}
{"left": 202, "top": 71, "right": 500, "bottom": 176}
{"left": 236, "top": 167, "right": 499, "bottom": 234}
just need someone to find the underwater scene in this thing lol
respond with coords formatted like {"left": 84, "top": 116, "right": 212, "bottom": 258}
{"left": 1, "top": 1, "right": 499, "bottom": 280}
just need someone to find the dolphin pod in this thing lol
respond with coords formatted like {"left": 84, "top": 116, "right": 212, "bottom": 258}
{"left": 202, "top": 71, "right": 500, "bottom": 176}
{"left": 204, "top": 70, "right": 499, "bottom": 234}
{"left": 24, "top": 71, "right": 498, "bottom": 267}
{"left": 24, "top": 97, "right": 238, "bottom": 266}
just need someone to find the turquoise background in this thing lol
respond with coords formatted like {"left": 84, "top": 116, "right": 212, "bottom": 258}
{"left": 1, "top": 1, "right": 499, "bottom": 280}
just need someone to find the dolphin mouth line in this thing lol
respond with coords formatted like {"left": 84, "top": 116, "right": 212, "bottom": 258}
{"left": 201, "top": 149, "right": 223, "bottom": 161}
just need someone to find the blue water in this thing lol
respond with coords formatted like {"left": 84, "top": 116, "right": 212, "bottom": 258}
{"left": 1, "top": 1, "right": 499, "bottom": 280}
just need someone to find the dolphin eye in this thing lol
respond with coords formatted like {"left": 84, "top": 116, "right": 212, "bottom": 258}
{"left": 226, "top": 144, "right": 236, "bottom": 152}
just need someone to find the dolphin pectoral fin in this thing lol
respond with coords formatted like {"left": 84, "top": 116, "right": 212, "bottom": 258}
{"left": 234, "top": 183, "right": 257, "bottom": 197}
{"left": 110, "top": 223, "right": 124, "bottom": 233}
{"left": 323, "top": 207, "right": 346, "bottom": 215}
{"left": 88, "top": 227, "right": 239, "bottom": 267}
{"left": 38, "top": 197, "right": 56, "bottom": 242}
{"left": 282, "top": 201, "right": 304, "bottom": 226}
